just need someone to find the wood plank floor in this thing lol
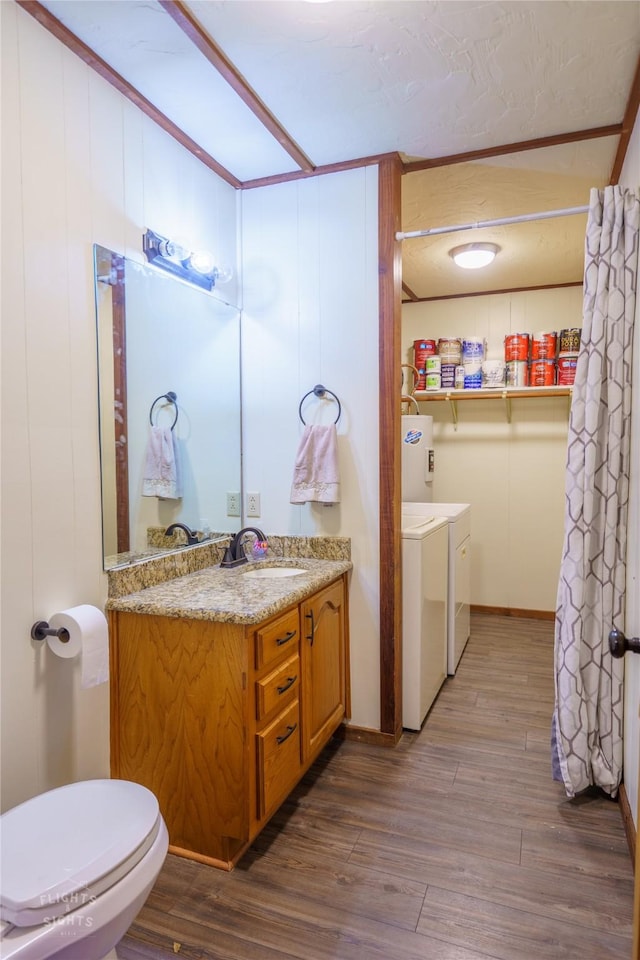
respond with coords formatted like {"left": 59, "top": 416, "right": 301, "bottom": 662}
{"left": 117, "top": 613, "right": 635, "bottom": 960}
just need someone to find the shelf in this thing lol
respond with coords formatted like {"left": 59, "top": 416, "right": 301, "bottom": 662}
{"left": 412, "top": 386, "right": 573, "bottom": 428}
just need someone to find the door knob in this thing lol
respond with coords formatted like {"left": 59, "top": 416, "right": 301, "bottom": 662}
{"left": 608, "top": 628, "right": 640, "bottom": 658}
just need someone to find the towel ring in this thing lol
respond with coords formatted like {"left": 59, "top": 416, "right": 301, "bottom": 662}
{"left": 149, "top": 391, "right": 178, "bottom": 430}
{"left": 298, "top": 384, "right": 341, "bottom": 425}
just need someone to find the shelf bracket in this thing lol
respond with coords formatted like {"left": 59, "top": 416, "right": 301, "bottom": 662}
{"left": 445, "top": 392, "right": 458, "bottom": 430}
{"left": 502, "top": 390, "right": 512, "bottom": 423}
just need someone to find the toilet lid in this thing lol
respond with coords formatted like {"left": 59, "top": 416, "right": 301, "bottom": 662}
{"left": 0, "top": 779, "right": 160, "bottom": 926}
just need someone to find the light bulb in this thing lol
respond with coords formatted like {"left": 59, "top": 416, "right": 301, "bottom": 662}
{"left": 158, "top": 238, "right": 189, "bottom": 262}
{"left": 213, "top": 264, "right": 233, "bottom": 285}
{"left": 188, "top": 250, "right": 216, "bottom": 275}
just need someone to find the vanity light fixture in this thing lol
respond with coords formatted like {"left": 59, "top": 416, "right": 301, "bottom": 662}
{"left": 142, "top": 229, "right": 232, "bottom": 291}
{"left": 449, "top": 242, "right": 500, "bottom": 270}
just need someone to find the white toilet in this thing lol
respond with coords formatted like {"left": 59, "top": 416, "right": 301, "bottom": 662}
{"left": 0, "top": 779, "right": 168, "bottom": 960}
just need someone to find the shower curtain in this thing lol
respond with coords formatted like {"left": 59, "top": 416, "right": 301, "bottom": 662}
{"left": 553, "top": 185, "right": 640, "bottom": 799}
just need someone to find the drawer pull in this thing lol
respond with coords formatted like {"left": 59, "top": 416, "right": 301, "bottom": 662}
{"left": 276, "top": 630, "right": 296, "bottom": 647}
{"left": 276, "top": 722, "right": 298, "bottom": 745}
{"left": 277, "top": 675, "right": 297, "bottom": 695}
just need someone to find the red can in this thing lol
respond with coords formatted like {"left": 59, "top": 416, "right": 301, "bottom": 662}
{"left": 529, "top": 359, "right": 556, "bottom": 386}
{"left": 557, "top": 355, "right": 578, "bottom": 385}
{"left": 504, "top": 333, "right": 530, "bottom": 362}
{"left": 413, "top": 339, "right": 437, "bottom": 390}
{"left": 530, "top": 332, "right": 557, "bottom": 360}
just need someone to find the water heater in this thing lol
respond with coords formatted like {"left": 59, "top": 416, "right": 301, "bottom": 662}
{"left": 401, "top": 414, "right": 434, "bottom": 503}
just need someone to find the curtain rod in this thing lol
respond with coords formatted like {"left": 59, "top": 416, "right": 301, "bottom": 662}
{"left": 396, "top": 205, "right": 590, "bottom": 241}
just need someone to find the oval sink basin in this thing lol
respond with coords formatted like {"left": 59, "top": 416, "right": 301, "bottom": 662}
{"left": 242, "top": 566, "right": 307, "bottom": 580}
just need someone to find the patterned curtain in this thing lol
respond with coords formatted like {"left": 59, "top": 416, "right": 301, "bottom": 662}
{"left": 553, "top": 185, "right": 640, "bottom": 799}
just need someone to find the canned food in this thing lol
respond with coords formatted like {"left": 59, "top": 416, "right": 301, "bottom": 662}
{"left": 425, "top": 371, "right": 441, "bottom": 391}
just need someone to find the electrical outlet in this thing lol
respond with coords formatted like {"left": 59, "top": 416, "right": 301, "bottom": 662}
{"left": 226, "top": 492, "right": 241, "bottom": 517}
{"left": 246, "top": 492, "right": 261, "bottom": 517}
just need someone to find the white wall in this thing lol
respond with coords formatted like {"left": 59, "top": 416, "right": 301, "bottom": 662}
{"left": 241, "top": 169, "right": 381, "bottom": 730}
{"left": 403, "top": 286, "right": 582, "bottom": 611}
{"left": 620, "top": 108, "right": 640, "bottom": 827}
{"left": 0, "top": 2, "right": 238, "bottom": 811}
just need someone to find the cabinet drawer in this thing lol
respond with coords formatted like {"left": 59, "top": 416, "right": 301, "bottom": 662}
{"left": 255, "top": 654, "right": 300, "bottom": 723}
{"left": 256, "top": 699, "right": 301, "bottom": 820}
{"left": 254, "top": 608, "right": 299, "bottom": 670}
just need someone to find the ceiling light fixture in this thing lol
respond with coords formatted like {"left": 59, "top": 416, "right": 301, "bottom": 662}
{"left": 143, "top": 229, "right": 232, "bottom": 290}
{"left": 449, "top": 242, "right": 500, "bottom": 270}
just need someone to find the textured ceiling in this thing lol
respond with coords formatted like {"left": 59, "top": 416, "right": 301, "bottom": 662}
{"left": 36, "top": 0, "right": 640, "bottom": 297}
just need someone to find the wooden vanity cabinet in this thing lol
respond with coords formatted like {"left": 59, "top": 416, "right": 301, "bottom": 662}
{"left": 109, "top": 573, "right": 349, "bottom": 870}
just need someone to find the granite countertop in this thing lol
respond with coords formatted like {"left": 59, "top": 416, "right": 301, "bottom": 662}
{"left": 105, "top": 557, "right": 352, "bottom": 625}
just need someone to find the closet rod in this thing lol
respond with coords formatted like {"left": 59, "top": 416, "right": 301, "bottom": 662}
{"left": 396, "top": 204, "right": 589, "bottom": 241}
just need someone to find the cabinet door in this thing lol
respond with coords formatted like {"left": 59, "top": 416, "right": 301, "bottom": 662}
{"left": 301, "top": 579, "right": 347, "bottom": 762}
{"left": 109, "top": 612, "right": 249, "bottom": 862}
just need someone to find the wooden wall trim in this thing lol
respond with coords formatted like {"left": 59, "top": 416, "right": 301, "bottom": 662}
{"left": 378, "top": 155, "right": 403, "bottom": 742}
{"left": 158, "top": 0, "right": 314, "bottom": 174}
{"left": 471, "top": 605, "right": 555, "bottom": 621}
{"left": 402, "top": 281, "right": 583, "bottom": 304}
{"left": 402, "top": 124, "right": 622, "bottom": 174}
{"left": 610, "top": 54, "right": 640, "bottom": 185}
{"left": 335, "top": 725, "right": 399, "bottom": 748}
{"left": 242, "top": 152, "right": 399, "bottom": 190}
{"left": 402, "top": 281, "right": 420, "bottom": 302}
{"left": 15, "top": 0, "right": 242, "bottom": 189}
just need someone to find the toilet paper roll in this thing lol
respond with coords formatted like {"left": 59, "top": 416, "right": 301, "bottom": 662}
{"left": 48, "top": 605, "right": 109, "bottom": 689}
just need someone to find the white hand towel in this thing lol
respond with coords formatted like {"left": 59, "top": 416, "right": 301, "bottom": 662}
{"left": 142, "top": 425, "right": 183, "bottom": 499}
{"left": 290, "top": 424, "right": 340, "bottom": 505}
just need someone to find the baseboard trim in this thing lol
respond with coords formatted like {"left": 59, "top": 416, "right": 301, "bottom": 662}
{"left": 619, "top": 782, "right": 637, "bottom": 870}
{"left": 471, "top": 604, "right": 555, "bottom": 621}
{"left": 336, "top": 724, "right": 399, "bottom": 747}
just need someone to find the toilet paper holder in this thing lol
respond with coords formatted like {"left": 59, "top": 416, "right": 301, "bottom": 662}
{"left": 31, "top": 621, "right": 70, "bottom": 644}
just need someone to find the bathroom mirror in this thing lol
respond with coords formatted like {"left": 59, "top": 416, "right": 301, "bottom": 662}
{"left": 94, "top": 244, "right": 242, "bottom": 570}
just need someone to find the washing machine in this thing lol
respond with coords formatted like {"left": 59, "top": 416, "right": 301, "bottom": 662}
{"left": 401, "top": 514, "right": 449, "bottom": 730}
{"left": 402, "top": 502, "right": 471, "bottom": 675}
